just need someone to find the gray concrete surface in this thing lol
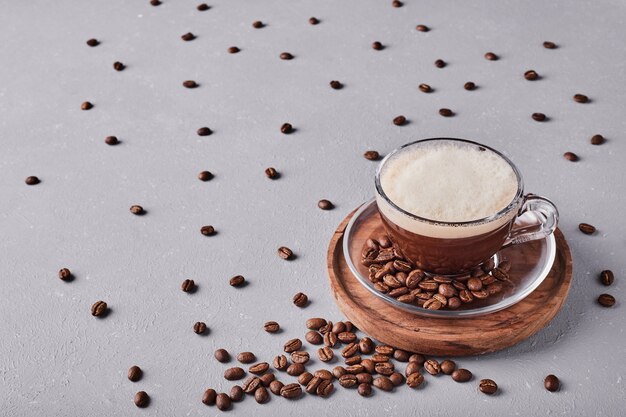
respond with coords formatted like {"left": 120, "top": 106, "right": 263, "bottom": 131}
{"left": 1, "top": 0, "right": 625, "bottom": 415}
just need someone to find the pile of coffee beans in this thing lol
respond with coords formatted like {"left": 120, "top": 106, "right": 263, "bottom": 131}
{"left": 361, "top": 235, "right": 511, "bottom": 310}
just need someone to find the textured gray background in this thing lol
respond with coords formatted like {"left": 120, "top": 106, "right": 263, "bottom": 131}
{"left": 1, "top": 0, "right": 625, "bottom": 415}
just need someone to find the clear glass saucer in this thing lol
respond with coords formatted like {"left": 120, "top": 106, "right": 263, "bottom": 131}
{"left": 343, "top": 199, "right": 556, "bottom": 318}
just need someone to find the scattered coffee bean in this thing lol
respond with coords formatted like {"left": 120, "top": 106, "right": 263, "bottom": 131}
{"left": 229, "top": 275, "right": 246, "bottom": 287}
{"left": 280, "top": 52, "right": 294, "bottom": 60}
{"left": 484, "top": 52, "right": 499, "bottom": 61}
{"left": 134, "top": 391, "right": 150, "bottom": 408}
{"left": 392, "top": 349, "right": 409, "bottom": 362}
{"left": 544, "top": 374, "right": 560, "bottom": 392}
{"left": 416, "top": 24, "right": 429, "bottom": 32}
{"left": 306, "top": 331, "right": 323, "bottom": 345}
{"left": 358, "top": 382, "right": 372, "bottom": 396}
{"left": 86, "top": 38, "right": 99, "bottom": 47}
{"left": 81, "top": 101, "right": 93, "bottom": 110}
{"left": 113, "top": 61, "right": 125, "bottom": 71}
{"left": 372, "top": 41, "right": 384, "bottom": 50}
{"left": 264, "top": 321, "right": 280, "bottom": 333}
{"left": 298, "top": 371, "right": 314, "bottom": 385}
{"left": 393, "top": 115, "right": 407, "bottom": 126}
{"left": 224, "top": 367, "right": 245, "bottom": 380}
{"left": 392, "top": 0, "right": 403, "bottom": 7}
{"left": 306, "top": 318, "right": 326, "bottom": 330}
{"left": 284, "top": 338, "right": 302, "bottom": 353}
{"left": 406, "top": 372, "right": 424, "bottom": 388}
{"left": 598, "top": 293, "right": 615, "bottom": 307}
{"left": 374, "top": 345, "right": 394, "bottom": 356}
{"left": 479, "top": 378, "right": 498, "bottom": 395}
{"left": 193, "top": 321, "right": 207, "bottom": 334}
{"left": 150, "top": 0, "right": 161, "bottom": 5}
{"left": 452, "top": 368, "right": 472, "bottom": 382}
{"left": 215, "top": 348, "right": 230, "bottom": 363}
{"left": 424, "top": 359, "right": 440, "bottom": 375}
{"left": 330, "top": 80, "right": 343, "bottom": 90}
{"left": 280, "top": 383, "right": 302, "bottom": 399}
{"left": 364, "top": 150, "right": 380, "bottom": 161}
{"left": 543, "top": 41, "right": 557, "bottom": 49}
{"left": 389, "top": 372, "right": 404, "bottom": 386}
{"left": 317, "top": 199, "right": 334, "bottom": 210}
{"left": 230, "top": 385, "right": 244, "bottom": 402}
{"left": 259, "top": 373, "right": 275, "bottom": 387}
{"left": 359, "top": 337, "right": 374, "bottom": 354}
{"left": 197, "top": 126, "right": 212, "bottom": 136}
{"left": 269, "top": 380, "right": 284, "bottom": 395}
{"left": 590, "top": 134, "right": 605, "bottom": 145}
{"left": 216, "top": 393, "right": 231, "bottom": 411}
{"left": 197, "top": 3, "right": 209, "bottom": 11}
{"left": 200, "top": 225, "right": 215, "bottom": 236}
{"left": 264, "top": 167, "right": 279, "bottom": 179}
{"left": 202, "top": 388, "right": 217, "bottom": 405}
{"left": 91, "top": 300, "right": 107, "bottom": 317}
{"left": 58, "top": 268, "right": 72, "bottom": 281}
{"left": 345, "top": 355, "right": 361, "bottom": 366}
{"left": 418, "top": 83, "right": 432, "bottom": 93}
{"left": 309, "top": 17, "right": 320, "bottom": 25}
{"left": 600, "top": 270, "right": 614, "bottom": 286}
{"left": 183, "top": 80, "right": 198, "bottom": 88}
{"left": 273, "top": 354, "right": 288, "bottom": 370}
{"left": 578, "top": 223, "right": 596, "bottom": 234}
{"left": 524, "top": 70, "right": 539, "bottom": 80}
{"left": 228, "top": 46, "right": 240, "bottom": 54}
{"left": 181, "top": 32, "right": 195, "bottom": 42}
{"left": 129, "top": 205, "right": 144, "bottom": 215}
{"left": 373, "top": 376, "right": 394, "bottom": 391}
{"left": 405, "top": 362, "right": 420, "bottom": 378}
{"left": 181, "top": 279, "right": 195, "bottom": 293}
{"left": 128, "top": 365, "right": 142, "bottom": 382}
{"left": 252, "top": 21, "right": 264, "bottom": 28}
{"left": 464, "top": 81, "right": 476, "bottom": 90}
{"left": 332, "top": 366, "right": 347, "bottom": 379}
{"left": 339, "top": 374, "right": 358, "bottom": 388}
{"left": 280, "top": 123, "right": 293, "bottom": 134}
{"left": 532, "top": 112, "right": 546, "bottom": 122}
{"left": 318, "top": 346, "right": 334, "bottom": 362}
{"left": 434, "top": 59, "right": 446, "bottom": 68}
{"left": 197, "top": 171, "right": 213, "bottom": 182}
{"left": 293, "top": 292, "right": 308, "bottom": 307}
{"left": 255, "top": 386, "right": 269, "bottom": 403}
{"left": 409, "top": 353, "right": 425, "bottom": 364}
{"left": 291, "top": 351, "right": 310, "bottom": 364}
{"left": 573, "top": 94, "right": 589, "bottom": 103}
{"left": 440, "top": 360, "right": 456, "bottom": 375}
{"left": 249, "top": 362, "right": 270, "bottom": 375}
{"left": 439, "top": 108, "right": 454, "bottom": 117}
{"left": 563, "top": 151, "right": 579, "bottom": 161}
{"left": 105, "top": 136, "right": 119, "bottom": 145}
{"left": 237, "top": 351, "right": 256, "bottom": 363}
{"left": 242, "top": 376, "right": 262, "bottom": 393}
{"left": 278, "top": 246, "right": 293, "bottom": 260}
{"left": 342, "top": 342, "right": 359, "bottom": 358}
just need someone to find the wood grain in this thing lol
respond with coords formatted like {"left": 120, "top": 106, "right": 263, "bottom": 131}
{"left": 327, "top": 209, "right": 573, "bottom": 356}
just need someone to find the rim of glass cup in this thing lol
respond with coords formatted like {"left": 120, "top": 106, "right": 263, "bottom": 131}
{"left": 375, "top": 138, "right": 525, "bottom": 228}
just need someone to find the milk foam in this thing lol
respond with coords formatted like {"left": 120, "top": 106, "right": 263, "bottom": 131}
{"left": 377, "top": 141, "right": 520, "bottom": 238}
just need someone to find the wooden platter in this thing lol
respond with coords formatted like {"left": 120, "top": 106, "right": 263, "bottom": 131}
{"left": 327, "top": 208, "right": 573, "bottom": 356}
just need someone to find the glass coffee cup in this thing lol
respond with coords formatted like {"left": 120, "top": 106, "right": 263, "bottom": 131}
{"left": 375, "top": 138, "right": 559, "bottom": 275}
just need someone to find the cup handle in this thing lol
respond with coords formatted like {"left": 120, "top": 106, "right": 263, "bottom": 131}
{"left": 503, "top": 194, "right": 559, "bottom": 247}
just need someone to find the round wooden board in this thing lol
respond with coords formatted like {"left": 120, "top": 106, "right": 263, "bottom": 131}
{"left": 327, "top": 209, "right": 573, "bottom": 357}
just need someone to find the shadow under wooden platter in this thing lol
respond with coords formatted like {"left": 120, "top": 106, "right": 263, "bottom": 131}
{"left": 327, "top": 208, "right": 573, "bottom": 357}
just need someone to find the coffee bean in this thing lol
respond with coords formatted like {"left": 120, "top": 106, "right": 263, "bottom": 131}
{"left": 280, "top": 52, "right": 294, "bottom": 60}
{"left": 105, "top": 136, "right": 119, "bottom": 145}
{"left": 393, "top": 349, "right": 410, "bottom": 362}
{"left": 317, "top": 346, "right": 334, "bottom": 362}
{"left": 333, "top": 366, "right": 347, "bottom": 379}
{"left": 345, "top": 355, "right": 361, "bottom": 366}
{"left": 440, "top": 360, "right": 456, "bottom": 375}
{"left": 448, "top": 297, "right": 462, "bottom": 309}
{"left": 293, "top": 292, "right": 308, "bottom": 307}
{"left": 544, "top": 374, "right": 560, "bottom": 392}
{"left": 405, "top": 362, "right": 420, "bottom": 377}
{"left": 600, "top": 270, "right": 614, "bottom": 286}
{"left": 361, "top": 359, "right": 375, "bottom": 373}
{"left": 229, "top": 275, "right": 246, "bottom": 287}
{"left": 253, "top": 386, "right": 268, "bottom": 403}
{"left": 128, "top": 365, "right": 142, "bottom": 382}
{"left": 284, "top": 338, "right": 302, "bottom": 353}
{"left": 197, "top": 171, "right": 213, "bottom": 182}
{"left": 484, "top": 52, "right": 499, "bottom": 60}
{"left": 524, "top": 70, "right": 539, "bottom": 81}
{"left": 295, "top": 371, "right": 312, "bottom": 386}
{"left": 81, "top": 101, "right": 93, "bottom": 110}
{"left": 342, "top": 343, "right": 359, "bottom": 358}
{"left": 181, "top": 279, "right": 195, "bottom": 293}
{"left": 579, "top": 223, "right": 596, "bottom": 234}
{"left": 439, "top": 108, "right": 454, "bottom": 117}
{"left": 339, "top": 374, "right": 358, "bottom": 388}
{"left": 250, "top": 362, "right": 270, "bottom": 375}
{"left": 228, "top": 46, "right": 240, "bottom": 54}
{"left": 393, "top": 115, "right": 407, "bottom": 126}
{"left": 563, "top": 152, "right": 579, "bottom": 161}
{"left": 58, "top": 268, "right": 72, "bottom": 281}
{"left": 215, "top": 348, "right": 230, "bottom": 363}
{"left": 301, "top": 376, "right": 320, "bottom": 395}
{"left": 180, "top": 32, "right": 196, "bottom": 42}
{"left": 434, "top": 59, "right": 446, "bottom": 68}
{"left": 264, "top": 321, "right": 280, "bottom": 333}
{"left": 418, "top": 83, "right": 432, "bottom": 93}
{"left": 598, "top": 293, "right": 615, "bottom": 307}
{"left": 372, "top": 41, "right": 384, "bottom": 50}
{"left": 573, "top": 94, "right": 589, "bottom": 103}
{"left": 467, "top": 277, "right": 483, "bottom": 291}
{"left": 252, "top": 20, "right": 264, "bottom": 28}
{"left": 129, "top": 205, "right": 144, "bottom": 215}
{"left": 309, "top": 17, "right": 320, "bottom": 25}
{"left": 183, "top": 80, "right": 198, "bottom": 88}
{"left": 242, "top": 376, "right": 262, "bottom": 393}
{"left": 273, "top": 354, "right": 288, "bottom": 370}
{"left": 317, "top": 380, "right": 334, "bottom": 398}
{"left": 590, "top": 134, "right": 605, "bottom": 145}
{"left": 358, "top": 382, "right": 372, "bottom": 396}
{"left": 424, "top": 359, "right": 440, "bottom": 375}
{"left": 532, "top": 112, "right": 546, "bottom": 121}
{"left": 416, "top": 24, "right": 429, "bottom": 32}
{"left": 305, "top": 331, "right": 322, "bottom": 345}
{"left": 280, "top": 123, "right": 293, "bottom": 134}
{"left": 280, "top": 383, "right": 302, "bottom": 399}
{"left": 438, "top": 283, "right": 456, "bottom": 297}
{"left": 86, "top": 38, "right": 99, "bottom": 47}
{"left": 452, "top": 368, "right": 472, "bottom": 382}
{"left": 91, "top": 300, "right": 107, "bottom": 317}
{"left": 237, "top": 351, "right": 256, "bottom": 363}
{"left": 373, "top": 345, "right": 393, "bottom": 356}
{"left": 373, "top": 376, "right": 394, "bottom": 391}
{"left": 197, "top": 127, "right": 212, "bottom": 136}
{"left": 479, "top": 379, "right": 498, "bottom": 395}
{"left": 113, "top": 61, "right": 125, "bottom": 71}
{"left": 543, "top": 41, "right": 557, "bottom": 49}
{"left": 278, "top": 246, "right": 294, "bottom": 260}
{"left": 259, "top": 373, "right": 275, "bottom": 387}
{"left": 230, "top": 385, "right": 244, "bottom": 402}
{"left": 406, "top": 372, "right": 424, "bottom": 388}
{"left": 202, "top": 388, "right": 217, "bottom": 405}
{"left": 193, "top": 321, "right": 207, "bottom": 334}
{"left": 134, "top": 391, "right": 150, "bottom": 408}
{"left": 346, "top": 364, "right": 365, "bottom": 374}
{"left": 363, "top": 150, "right": 380, "bottom": 160}
{"left": 392, "top": 0, "right": 403, "bottom": 6}
{"left": 371, "top": 354, "right": 390, "bottom": 363}
{"left": 418, "top": 280, "right": 438, "bottom": 291}
{"left": 216, "top": 393, "right": 231, "bottom": 411}
{"left": 320, "top": 320, "right": 334, "bottom": 334}
{"left": 330, "top": 80, "right": 343, "bottom": 90}
{"left": 471, "top": 289, "right": 489, "bottom": 299}
{"left": 409, "top": 353, "right": 425, "bottom": 364}
{"left": 269, "top": 380, "right": 284, "bottom": 395}
{"left": 359, "top": 337, "right": 374, "bottom": 354}
{"left": 375, "top": 362, "right": 395, "bottom": 376}
{"left": 338, "top": 332, "right": 357, "bottom": 344}
{"left": 224, "top": 367, "right": 245, "bottom": 380}
{"left": 291, "top": 351, "right": 310, "bottom": 364}
{"left": 264, "top": 167, "right": 279, "bottom": 179}
{"left": 197, "top": 3, "right": 209, "bottom": 11}
{"left": 306, "top": 317, "right": 326, "bottom": 330}
{"left": 150, "top": 0, "right": 161, "bottom": 5}
{"left": 356, "top": 373, "right": 372, "bottom": 384}
{"left": 464, "top": 81, "right": 476, "bottom": 90}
